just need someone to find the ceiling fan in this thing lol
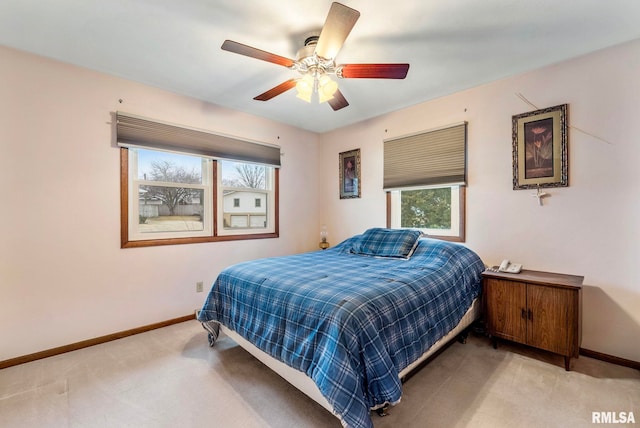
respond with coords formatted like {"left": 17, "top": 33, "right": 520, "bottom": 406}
{"left": 221, "top": 2, "right": 410, "bottom": 111}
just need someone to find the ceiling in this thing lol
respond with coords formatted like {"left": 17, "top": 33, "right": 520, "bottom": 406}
{"left": 2, "top": 1, "right": 640, "bottom": 133}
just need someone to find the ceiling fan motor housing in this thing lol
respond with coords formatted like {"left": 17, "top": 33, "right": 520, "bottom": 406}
{"left": 295, "top": 35, "right": 336, "bottom": 77}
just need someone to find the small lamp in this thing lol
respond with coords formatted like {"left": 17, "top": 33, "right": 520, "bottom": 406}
{"left": 319, "top": 225, "right": 330, "bottom": 250}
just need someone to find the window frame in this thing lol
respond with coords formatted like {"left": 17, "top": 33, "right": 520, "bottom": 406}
{"left": 386, "top": 185, "right": 466, "bottom": 242}
{"left": 120, "top": 148, "right": 279, "bottom": 248}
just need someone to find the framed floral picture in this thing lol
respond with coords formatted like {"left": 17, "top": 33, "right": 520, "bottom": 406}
{"left": 512, "top": 104, "right": 568, "bottom": 190}
{"left": 339, "top": 149, "right": 361, "bottom": 199}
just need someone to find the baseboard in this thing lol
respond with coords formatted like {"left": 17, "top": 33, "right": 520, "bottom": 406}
{"left": 3, "top": 317, "right": 637, "bottom": 372}
{"left": 0, "top": 314, "right": 195, "bottom": 370}
{"left": 580, "top": 347, "right": 640, "bottom": 371}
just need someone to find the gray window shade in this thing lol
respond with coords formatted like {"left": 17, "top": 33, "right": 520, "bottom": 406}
{"left": 384, "top": 122, "right": 466, "bottom": 190}
{"left": 116, "top": 112, "right": 281, "bottom": 167}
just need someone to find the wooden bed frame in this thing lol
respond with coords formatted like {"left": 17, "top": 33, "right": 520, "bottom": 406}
{"left": 218, "top": 298, "right": 481, "bottom": 418}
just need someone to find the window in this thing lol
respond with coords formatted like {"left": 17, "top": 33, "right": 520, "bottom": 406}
{"left": 218, "top": 160, "right": 274, "bottom": 235}
{"left": 129, "top": 149, "right": 212, "bottom": 241}
{"left": 384, "top": 123, "right": 467, "bottom": 242}
{"left": 388, "top": 185, "right": 465, "bottom": 241}
{"left": 117, "top": 112, "right": 279, "bottom": 247}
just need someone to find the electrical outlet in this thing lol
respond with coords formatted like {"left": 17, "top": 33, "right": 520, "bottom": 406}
{"left": 196, "top": 281, "right": 204, "bottom": 292}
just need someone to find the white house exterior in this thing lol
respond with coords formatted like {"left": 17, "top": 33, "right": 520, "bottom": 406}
{"left": 222, "top": 190, "right": 267, "bottom": 228}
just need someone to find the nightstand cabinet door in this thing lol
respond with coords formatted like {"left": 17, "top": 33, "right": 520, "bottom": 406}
{"left": 484, "top": 278, "right": 527, "bottom": 344}
{"left": 526, "top": 284, "right": 572, "bottom": 356}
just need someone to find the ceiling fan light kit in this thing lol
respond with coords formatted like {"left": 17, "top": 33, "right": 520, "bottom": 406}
{"left": 291, "top": 35, "right": 340, "bottom": 104}
{"left": 295, "top": 74, "right": 314, "bottom": 102}
{"left": 221, "top": 2, "right": 409, "bottom": 111}
{"left": 318, "top": 75, "right": 339, "bottom": 102}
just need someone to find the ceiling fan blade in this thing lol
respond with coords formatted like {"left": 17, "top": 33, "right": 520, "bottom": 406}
{"left": 328, "top": 89, "right": 349, "bottom": 111}
{"left": 253, "top": 79, "right": 297, "bottom": 101}
{"left": 221, "top": 40, "right": 295, "bottom": 67}
{"left": 339, "top": 63, "right": 410, "bottom": 79}
{"left": 315, "top": 3, "right": 360, "bottom": 59}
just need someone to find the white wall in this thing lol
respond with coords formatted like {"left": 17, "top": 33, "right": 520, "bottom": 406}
{"left": 318, "top": 39, "right": 640, "bottom": 362}
{"left": 0, "top": 46, "right": 320, "bottom": 361}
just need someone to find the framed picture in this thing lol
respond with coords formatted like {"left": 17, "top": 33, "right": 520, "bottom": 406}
{"left": 512, "top": 104, "right": 568, "bottom": 190}
{"left": 339, "top": 148, "right": 361, "bottom": 199}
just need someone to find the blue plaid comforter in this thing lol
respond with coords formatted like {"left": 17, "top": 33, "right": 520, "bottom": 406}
{"left": 198, "top": 236, "right": 484, "bottom": 428}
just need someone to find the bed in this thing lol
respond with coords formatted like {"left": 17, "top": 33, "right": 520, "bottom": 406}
{"left": 198, "top": 228, "right": 485, "bottom": 428}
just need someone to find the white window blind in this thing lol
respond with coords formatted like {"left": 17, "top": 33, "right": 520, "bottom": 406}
{"left": 116, "top": 112, "right": 281, "bottom": 167}
{"left": 384, "top": 122, "right": 467, "bottom": 190}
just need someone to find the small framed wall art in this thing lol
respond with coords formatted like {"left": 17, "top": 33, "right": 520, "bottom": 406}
{"left": 512, "top": 104, "right": 568, "bottom": 190}
{"left": 339, "top": 148, "right": 361, "bottom": 199}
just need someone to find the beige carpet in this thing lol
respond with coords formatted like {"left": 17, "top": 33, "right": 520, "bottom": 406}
{"left": 1, "top": 320, "right": 638, "bottom": 427}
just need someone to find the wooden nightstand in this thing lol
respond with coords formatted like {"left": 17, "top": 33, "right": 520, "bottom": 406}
{"left": 482, "top": 269, "right": 583, "bottom": 371}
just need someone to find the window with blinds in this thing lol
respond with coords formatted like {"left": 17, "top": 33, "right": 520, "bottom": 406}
{"left": 117, "top": 112, "right": 279, "bottom": 247}
{"left": 385, "top": 123, "right": 467, "bottom": 242}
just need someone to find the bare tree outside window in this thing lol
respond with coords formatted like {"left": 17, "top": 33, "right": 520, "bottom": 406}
{"left": 222, "top": 163, "right": 265, "bottom": 189}
{"left": 142, "top": 160, "right": 201, "bottom": 216}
